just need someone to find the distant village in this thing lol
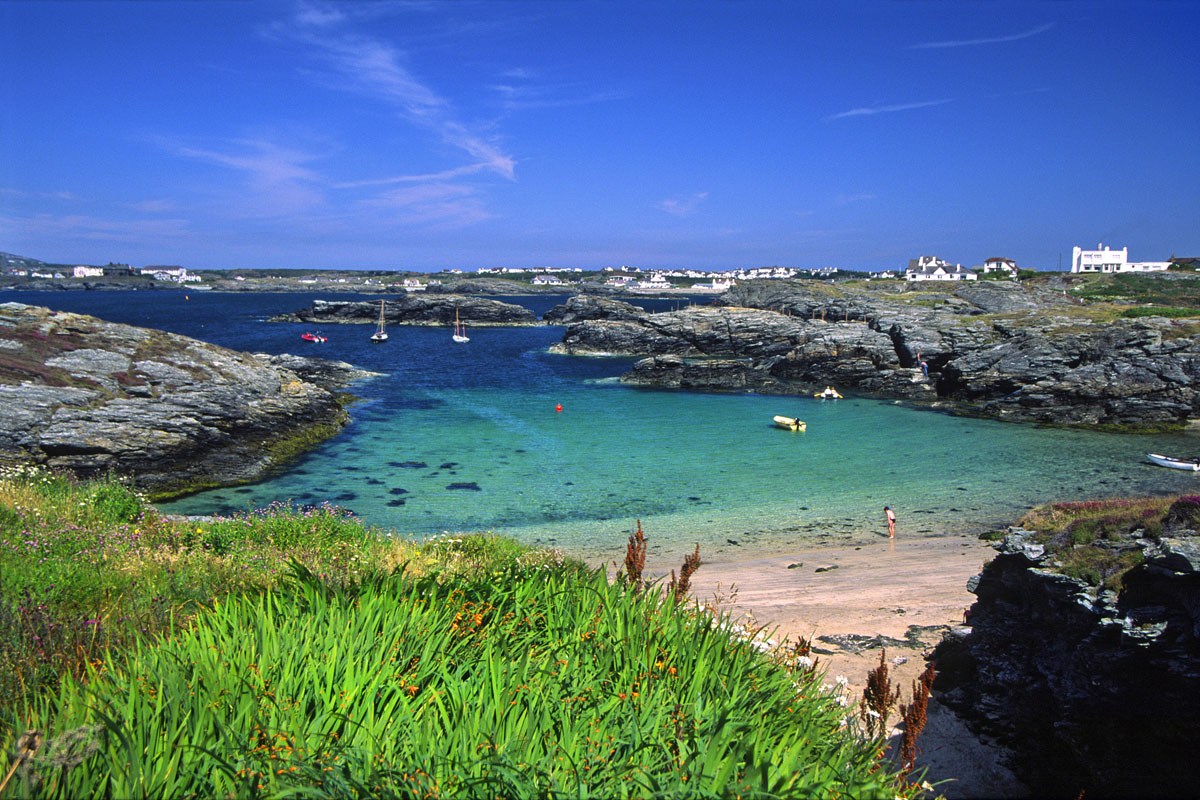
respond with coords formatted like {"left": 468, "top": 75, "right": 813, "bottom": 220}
{"left": 3, "top": 244, "right": 1196, "bottom": 292}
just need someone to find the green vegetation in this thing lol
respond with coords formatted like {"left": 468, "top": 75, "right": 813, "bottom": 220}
{"left": 0, "top": 467, "right": 922, "bottom": 798}
{"left": 1119, "top": 306, "right": 1200, "bottom": 319}
{"left": 1015, "top": 496, "right": 1184, "bottom": 591}
{"left": 1069, "top": 273, "right": 1200, "bottom": 308}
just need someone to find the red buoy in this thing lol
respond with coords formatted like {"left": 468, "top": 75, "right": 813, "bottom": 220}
{"left": 555, "top": 404, "right": 563, "bottom": 412}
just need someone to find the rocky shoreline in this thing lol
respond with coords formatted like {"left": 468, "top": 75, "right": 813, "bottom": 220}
{"left": 0, "top": 303, "right": 376, "bottom": 498}
{"left": 545, "top": 284, "right": 1200, "bottom": 430}
{"left": 932, "top": 510, "right": 1200, "bottom": 798}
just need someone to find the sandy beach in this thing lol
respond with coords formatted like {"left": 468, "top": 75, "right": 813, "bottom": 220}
{"left": 648, "top": 533, "right": 1030, "bottom": 799}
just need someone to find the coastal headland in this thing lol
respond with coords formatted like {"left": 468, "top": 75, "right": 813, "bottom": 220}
{"left": 549, "top": 281, "right": 1200, "bottom": 430}
{"left": 0, "top": 302, "right": 376, "bottom": 499}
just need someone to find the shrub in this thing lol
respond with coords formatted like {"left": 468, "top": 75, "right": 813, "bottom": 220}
{"left": 1164, "top": 495, "right": 1200, "bottom": 530}
{"left": 88, "top": 481, "right": 143, "bottom": 525}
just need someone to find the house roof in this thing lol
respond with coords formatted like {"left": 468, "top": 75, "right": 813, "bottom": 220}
{"left": 906, "top": 263, "right": 970, "bottom": 275}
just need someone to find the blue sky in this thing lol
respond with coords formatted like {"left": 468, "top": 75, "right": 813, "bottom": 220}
{"left": 2, "top": 1, "right": 1197, "bottom": 272}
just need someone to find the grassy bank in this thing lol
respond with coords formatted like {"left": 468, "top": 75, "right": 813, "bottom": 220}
{"left": 0, "top": 468, "right": 924, "bottom": 798}
{"left": 1000, "top": 494, "right": 1199, "bottom": 591}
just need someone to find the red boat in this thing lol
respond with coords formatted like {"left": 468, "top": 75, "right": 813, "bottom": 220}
{"left": 300, "top": 332, "right": 327, "bottom": 343}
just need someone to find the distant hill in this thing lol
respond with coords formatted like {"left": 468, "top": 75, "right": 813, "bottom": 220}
{"left": 0, "top": 251, "right": 106, "bottom": 272}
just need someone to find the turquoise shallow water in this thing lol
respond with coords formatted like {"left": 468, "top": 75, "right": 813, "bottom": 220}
{"left": 6, "top": 290, "right": 1200, "bottom": 565}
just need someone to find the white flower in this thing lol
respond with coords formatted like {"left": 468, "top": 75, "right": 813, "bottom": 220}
{"left": 835, "top": 675, "right": 849, "bottom": 688}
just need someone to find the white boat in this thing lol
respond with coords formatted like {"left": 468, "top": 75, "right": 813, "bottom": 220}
{"left": 452, "top": 309, "right": 469, "bottom": 343}
{"left": 814, "top": 386, "right": 843, "bottom": 399}
{"left": 1146, "top": 453, "right": 1200, "bottom": 471}
{"left": 773, "top": 415, "right": 806, "bottom": 431}
{"left": 370, "top": 300, "right": 388, "bottom": 343}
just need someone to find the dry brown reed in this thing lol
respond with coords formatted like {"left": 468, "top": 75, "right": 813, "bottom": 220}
{"left": 860, "top": 648, "right": 901, "bottom": 738}
{"left": 668, "top": 544, "right": 702, "bottom": 601}
{"left": 619, "top": 519, "right": 647, "bottom": 593}
{"left": 898, "top": 661, "right": 935, "bottom": 777}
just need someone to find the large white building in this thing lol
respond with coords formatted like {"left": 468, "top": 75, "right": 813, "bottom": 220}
{"left": 1071, "top": 244, "right": 1169, "bottom": 274}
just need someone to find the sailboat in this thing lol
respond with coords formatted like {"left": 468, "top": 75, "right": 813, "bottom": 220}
{"left": 370, "top": 300, "right": 388, "bottom": 343}
{"left": 452, "top": 308, "right": 469, "bottom": 343}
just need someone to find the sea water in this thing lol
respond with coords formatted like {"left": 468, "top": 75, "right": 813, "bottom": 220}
{"left": 6, "top": 290, "right": 1199, "bottom": 566}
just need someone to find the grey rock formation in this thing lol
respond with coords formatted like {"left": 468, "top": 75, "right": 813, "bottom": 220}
{"left": 542, "top": 295, "right": 645, "bottom": 325}
{"left": 932, "top": 522, "right": 1200, "bottom": 797}
{"left": 270, "top": 295, "right": 539, "bottom": 326}
{"left": 0, "top": 303, "right": 375, "bottom": 498}
{"left": 550, "top": 281, "right": 1200, "bottom": 429}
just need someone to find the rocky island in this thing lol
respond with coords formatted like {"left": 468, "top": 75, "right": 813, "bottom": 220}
{"left": 269, "top": 294, "right": 540, "bottom": 326}
{"left": 0, "top": 303, "right": 375, "bottom": 498}
{"left": 546, "top": 280, "right": 1200, "bottom": 430}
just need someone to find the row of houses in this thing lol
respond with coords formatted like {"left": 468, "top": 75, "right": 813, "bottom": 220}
{"left": 901, "top": 243, "right": 1174, "bottom": 282}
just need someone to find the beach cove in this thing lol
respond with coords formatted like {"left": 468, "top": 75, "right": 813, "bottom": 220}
{"left": 4, "top": 289, "right": 1198, "bottom": 567}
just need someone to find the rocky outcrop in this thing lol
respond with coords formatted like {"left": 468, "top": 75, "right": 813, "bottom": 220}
{"left": 542, "top": 295, "right": 645, "bottom": 325}
{"left": 550, "top": 281, "right": 1200, "bottom": 429}
{"left": 932, "top": 518, "right": 1200, "bottom": 798}
{"left": 270, "top": 295, "right": 539, "bottom": 326}
{"left": 0, "top": 303, "right": 375, "bottom": 498}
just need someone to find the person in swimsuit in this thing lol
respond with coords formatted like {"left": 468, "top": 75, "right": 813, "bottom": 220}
{"left": 885, "top": 505, "right": 896, "bottom": 539}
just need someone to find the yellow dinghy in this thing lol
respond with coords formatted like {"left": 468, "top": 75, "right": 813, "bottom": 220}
{"left": 773, "top": 415, "right": 806, "bottom": 431}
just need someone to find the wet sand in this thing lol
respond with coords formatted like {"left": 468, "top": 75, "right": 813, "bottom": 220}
{"left": 647, "top": 533, "right": 1030, "bottom": 799}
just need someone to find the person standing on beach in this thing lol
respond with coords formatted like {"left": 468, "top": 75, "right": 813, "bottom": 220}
{"left": 885, "top": 505, "right": 896, "bottom": 539}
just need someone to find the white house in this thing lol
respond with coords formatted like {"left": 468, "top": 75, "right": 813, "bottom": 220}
{"left": 636, "top": 273, "right": 673, "bottom": 289}
{"left": 905, "top": 256, "right": 977, "bottom": 282}
{"left": 531, "top": 274, "right": 566, "bottom": 286}
{"left": 1071, "top": 244, "right": 1169, "bottom": 274}
{"left": 980, "top": 257, "right": 1019, "bottom": 276}
{"left": 691, "top": 277, "right": 735, "bottom": 291}
{"left": 73, "top": 265, "right": 105, "bottom": 278}
{"left": 402, "top": 278, "right": 425, "bottom": 291}
{"left": 140, "top": 267, "right": 200, "bottom": 283}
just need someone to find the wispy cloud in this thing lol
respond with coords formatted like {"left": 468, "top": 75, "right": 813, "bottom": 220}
{"left": 0, "top": 213, "right": 191, "bottom": 243}
{"left": 172, "top": 138, "right": 326, "bottom": 217}
{"left": 282, "top": 8, "right": 516, "bottom": 181}
{"left": 910, "top": 23, "right": 1054, "bottom": 50}
{"left": 655, "top": 192, "right": 709, "bottom": 216}
{"left": 488, "top": 74, "right": 628, "bottom": 114}
{"left": 128, "top": 199, "right": 178, "bottom": 213}
{"left": 362, "top": 183, "right": 492, "bottom": 229}
{"left": 836, "top": 192, "right": 877, "bottom": 205}
{"left": 824, "top": 99, "right": 952, "bottom": 121}
{"left": 0, "top": 187, "right": 77, "bottom": 201}
{"left": 334, "top": 163, "right": 492, "bottom": 189}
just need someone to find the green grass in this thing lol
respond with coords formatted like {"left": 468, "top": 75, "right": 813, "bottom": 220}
{"left": 1015, "top": 496, "right": 1181, "bottom": 591}
{"left": 0, "top": 467, "right": 922, "bottom": 799}
{"left": 0, "top": 466, "right": 559, "bottom": 714}
{"left": 1119, "top": 306, "right": 1200, "bottom": 319}
{"left": 1070, "top": 273, "right": 1200, "bottom": 307}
